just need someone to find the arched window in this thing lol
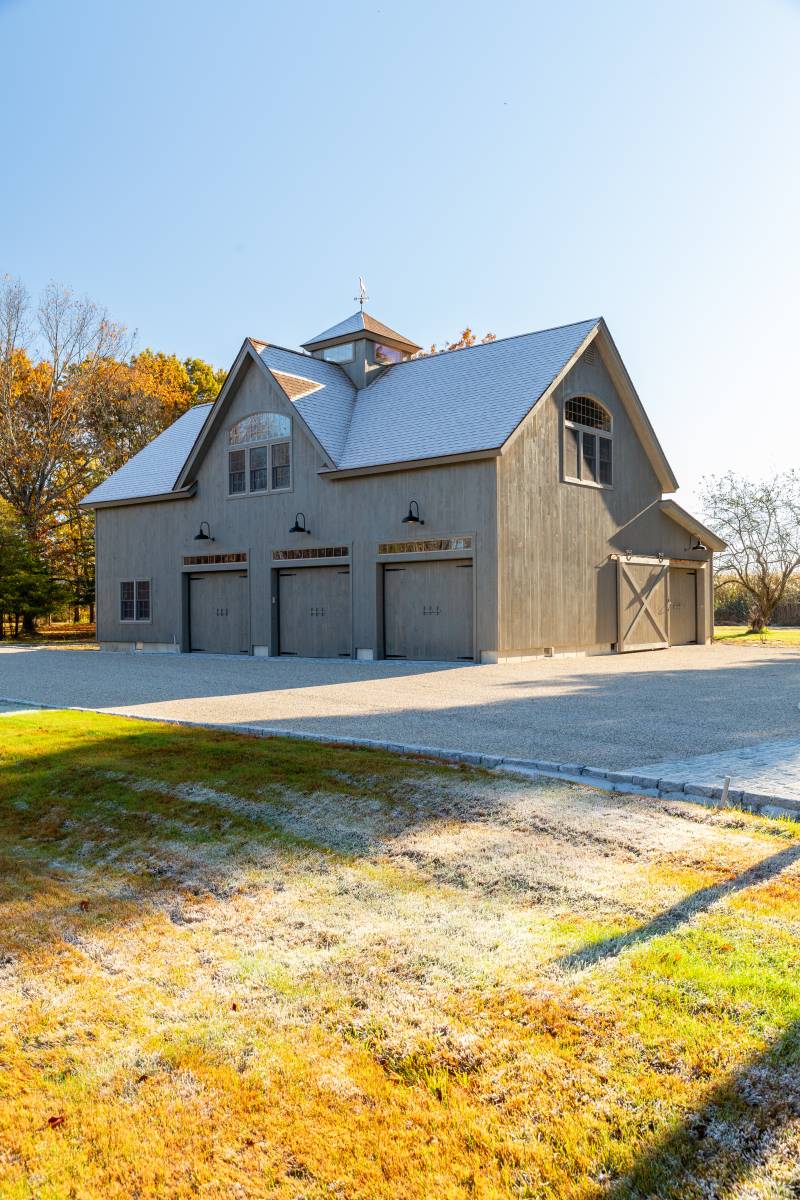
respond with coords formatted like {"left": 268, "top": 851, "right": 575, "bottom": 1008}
{"left": 564, "top": 396, "right": 612, "bottom": 486}
{"left": 227, "top": 412, "right": 292, "bottom": 495}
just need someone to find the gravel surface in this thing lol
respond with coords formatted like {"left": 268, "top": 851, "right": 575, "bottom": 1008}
{"left": 2, "top": 642, "right": 799, "bottom": 770}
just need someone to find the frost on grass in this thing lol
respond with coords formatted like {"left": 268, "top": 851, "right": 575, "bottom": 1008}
{"left": 2, "top": 713, "right": 800, "bottom": 1199}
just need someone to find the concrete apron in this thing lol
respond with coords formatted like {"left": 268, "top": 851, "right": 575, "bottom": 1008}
{"left": 2, "top": 694, "right": 798, "bottom": 824}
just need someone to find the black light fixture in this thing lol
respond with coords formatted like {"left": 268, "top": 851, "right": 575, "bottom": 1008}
{"left": 689, "top": 537, "right": 707, "bottom": 551}
{"left": 290, "top": 512, "right": 311, "bottom": 534}
{"left": 401, "top": 500, "right": 424, "bottom": 526}
{"left": 194, "top": 521, "right": 214, "bottom": 542}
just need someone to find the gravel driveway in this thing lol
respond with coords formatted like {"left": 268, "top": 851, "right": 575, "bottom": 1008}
{"left": 2, "top": 643, "right": 800, "bottom": 793}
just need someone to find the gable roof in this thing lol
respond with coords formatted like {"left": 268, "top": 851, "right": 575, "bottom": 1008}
{"left": 82, "top": 403, "right": 212, "bottom": 506}
{"left": 81, "top": 314, "right": 679, "bottom": 507}
{"left": 301, "top": 310, "right": 421, "bottom": 353}
{"left": 256, "top": 343, "right": 357, "bottom": 464}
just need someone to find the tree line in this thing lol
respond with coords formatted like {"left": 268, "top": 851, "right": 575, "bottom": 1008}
{"left": 0, "top": 275, "right": 225, "bottom": 633}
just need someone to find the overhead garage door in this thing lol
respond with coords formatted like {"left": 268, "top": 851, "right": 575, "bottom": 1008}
{"left": 189, "top": 571, "right": 249, "bottom": 654}
{"left": 384, "top": 559, "right": 473, "bottom": 661}
{"left": 278, "top": 566, "right": 351, "bottom": 657}
{"left": 669, "top": 568, "right": 697, "bottom": 644}
{"left": 616, "top": 558, "right": 668, "bottom": 652}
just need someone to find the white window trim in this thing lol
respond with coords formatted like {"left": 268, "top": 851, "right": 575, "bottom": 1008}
{"left": 562, "top": 395, "right": 614, "bottom": 490}
{"left": 120, "top": 578, "right": 152, "bottom": 623}
{"left": 227, "top": 415, "right": 293, "bottom": 498}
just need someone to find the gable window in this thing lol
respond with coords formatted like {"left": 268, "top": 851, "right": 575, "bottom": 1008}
{"left": 120, "top": 579, "right": 151, "bottom": 622}
{"left": 322, "top": 342, "right": 355, "bottom": 363}
{"left": 227, "top": 412, "right": 291, "bottom": 496}
{"left": 564, "top": 396, "right": 613, "bottom": 487}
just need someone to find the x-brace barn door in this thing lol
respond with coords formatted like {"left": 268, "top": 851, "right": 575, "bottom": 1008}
{"left": 616, "top": 558, "right": 669, "bottom": 652}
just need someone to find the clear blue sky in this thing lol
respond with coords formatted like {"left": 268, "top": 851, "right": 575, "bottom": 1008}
{"left": 2, "top": 0, "right": 798, "bottom": 507}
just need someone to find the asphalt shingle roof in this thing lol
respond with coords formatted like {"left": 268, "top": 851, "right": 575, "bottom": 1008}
{"left": 338, "top": 319, "right": 599, "bottom": 470}
{"left": 258, "top": 344, "right": 356, "bottom": 464}
{"left": 82, "top": 318, "right": 600, "bottom": 503}
{"left": 82, "top": 403, "right": 212, "bottom": 505}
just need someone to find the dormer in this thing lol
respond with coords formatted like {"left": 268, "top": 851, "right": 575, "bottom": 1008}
{"left": 301, "top": 310, "right": 421, "bottom": 388}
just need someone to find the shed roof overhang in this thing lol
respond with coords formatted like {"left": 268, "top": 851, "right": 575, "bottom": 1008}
{"left": 659, "top": 499, "right": 726, "bottom": 552}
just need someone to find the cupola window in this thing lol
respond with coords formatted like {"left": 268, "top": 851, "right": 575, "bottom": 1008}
{"left": 322, "top": 342, "right": 355, "bottom": 363}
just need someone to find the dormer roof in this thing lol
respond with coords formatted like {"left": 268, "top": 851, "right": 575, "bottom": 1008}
{"left": 301, "top": 310, "right": 421, "bottom": 354}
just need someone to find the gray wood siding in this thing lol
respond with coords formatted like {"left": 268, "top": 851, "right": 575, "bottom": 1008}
{"left": 95, "top": 359, "right": 499, "bottom": 655}
{"left": 496, "top": 344, "right": 712, "bottom": 652}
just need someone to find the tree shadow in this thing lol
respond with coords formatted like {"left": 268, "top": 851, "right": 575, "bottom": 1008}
{"left": 557, "top": 841, "right": 800, "bottom": 971}
{"left": 602, "top": 1018, "right": 800, "bottom": 1198}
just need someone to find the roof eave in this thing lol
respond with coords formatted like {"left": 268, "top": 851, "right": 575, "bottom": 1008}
{"left": 301, "top": 330, "right": 421, "bottom": 355}
{"left": 80, "top": 482, "right": 198, "bottom": 511}
{"left": 660, "top": 499, "right": 726, "bottom": 552}
{"left": 595, "top": 320, "right": 679, "bottom": 493}
{"left": 320, "top": 447, "right": 501, "bottom": 480}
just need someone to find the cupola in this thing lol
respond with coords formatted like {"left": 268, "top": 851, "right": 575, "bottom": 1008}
{"left": 301, "top": 310, "right": 421, "bottom": 388}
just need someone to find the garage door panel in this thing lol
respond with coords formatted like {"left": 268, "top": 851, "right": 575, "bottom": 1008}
{"left": 384, "top": 560, "right": 473, "bottom": 661}
{"left": 190, "top": 571, "right": 249, "bottom": 654}
{"left": 279, "top": 567, "right": 351, "bottom": 658}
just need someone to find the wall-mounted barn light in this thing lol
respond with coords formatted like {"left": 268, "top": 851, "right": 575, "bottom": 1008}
{"left": 290, "top": 512, "right": 311, "bottom": 534}
{"left": 689, "top": 537, "right": 706, "bottom": 551}
{"left": 194, "top": 522, "right": 214, "bottom": 542}
{"left": 401, "top": 500, "right": 424, "bottom": 526}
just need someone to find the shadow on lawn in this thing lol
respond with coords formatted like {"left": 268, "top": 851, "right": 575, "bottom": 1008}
{"left": 602, "top": 1018, "right": 800, "bottom": 1199}
{"left": 558, "top": 842, "right": 800, "bottom": 971}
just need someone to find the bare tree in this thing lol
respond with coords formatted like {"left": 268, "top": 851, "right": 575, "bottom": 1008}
{"left": 0, "top": 276, "right": 128, "bottom": 543}
{"left": 701, "top": 471, "right": 800, "bottom": 631}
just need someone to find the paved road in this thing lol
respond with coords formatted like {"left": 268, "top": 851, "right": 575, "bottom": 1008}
{"left": 2, "top": 643, "right": 800, "bottom": 795}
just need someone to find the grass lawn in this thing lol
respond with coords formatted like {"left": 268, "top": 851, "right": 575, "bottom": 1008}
{"left": 715, "top": 624, "right": 800, "bottom": 647}
{"left": 1, "top": 712, "right": 799, "bottom": 1199}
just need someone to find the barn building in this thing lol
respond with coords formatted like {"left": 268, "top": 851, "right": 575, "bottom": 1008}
{"left": 81, "top": 310, "right": 724, "bottom": 661}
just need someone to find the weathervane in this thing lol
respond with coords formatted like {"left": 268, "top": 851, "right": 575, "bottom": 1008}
{"left": 354, "top": 276, "right": 369, "bottom": 311}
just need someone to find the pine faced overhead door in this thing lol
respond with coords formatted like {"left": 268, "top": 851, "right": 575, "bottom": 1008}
{"left": 278, "top": 566, "right": 351, "bottom": 657}
{"left": 189, "top": 571, "right": 249, "bottom": 654}
{"left": 384, "top": 559, "right": 474, "bottom": 661}
{"left": 616, "top": 558, "right": 668, "bottom": 652}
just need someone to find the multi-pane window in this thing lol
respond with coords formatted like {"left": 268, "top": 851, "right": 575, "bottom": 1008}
{"left": 564, "top": 396, "right": 613, "bottom": 487}
{"left": 120, "top": 579, "right": 150, "bottom": 622}
{"left": 227, "top": 412, "right": 291, "bottom": 496}
{"left": 271, "top": 442, "right": 290, "bottom": 489}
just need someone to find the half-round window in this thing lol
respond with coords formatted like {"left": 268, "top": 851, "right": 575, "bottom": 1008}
{"left": 227, "top": 412, "right": 292, "bottom": 495}
{"left": 228, "top": 412, "right": 291, "bottom": 445}
{"left": 564, "top": 396, "right": 613, "bottom": 486}
{"left": 565, "top": 396, "right": 611, "bottom": 432}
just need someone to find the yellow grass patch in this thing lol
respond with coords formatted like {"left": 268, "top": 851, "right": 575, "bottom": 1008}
{"left": 1, "top": 710, "right": 799, "bottom": 1198}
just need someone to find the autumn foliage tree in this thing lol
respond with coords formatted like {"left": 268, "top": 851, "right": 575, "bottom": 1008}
{"left": 0, "top": 275, "right": 226, "bottom": 631}
{"left": 417, "top": 327, "right": 497, "bottom": 357}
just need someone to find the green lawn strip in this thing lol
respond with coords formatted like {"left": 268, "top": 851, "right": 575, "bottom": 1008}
{"left": 714, "top": 624, "right": 800, "bottom": 646}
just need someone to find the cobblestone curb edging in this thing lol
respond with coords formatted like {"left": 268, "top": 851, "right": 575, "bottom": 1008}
{"left": 3, "top": 695, "right": 799, "bottom": 823}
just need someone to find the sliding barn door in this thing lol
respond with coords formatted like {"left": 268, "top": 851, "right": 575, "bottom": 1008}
{"left": 616, "top": 558, "right": 669, "bottom": 652}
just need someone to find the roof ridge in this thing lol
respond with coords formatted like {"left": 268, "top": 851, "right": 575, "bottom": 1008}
{"left": 385, "top": 317, "right": 601, "bottom": 371}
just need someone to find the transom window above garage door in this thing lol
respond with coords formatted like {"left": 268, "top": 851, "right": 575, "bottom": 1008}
{"left": 228, "top": 412, "right": 291, "bottom": 496}
{"left": 563, "top": 396, "right": 613, "bottom": 488}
